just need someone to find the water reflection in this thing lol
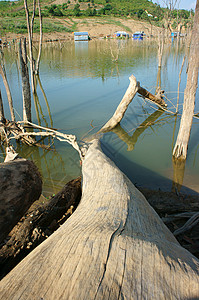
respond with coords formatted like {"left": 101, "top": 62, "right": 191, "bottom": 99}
{"left": 0, "top": 39, "right": 199, "bottom": 195}
{"left": 111, "top": 109, "right": 164, "bottom": 151}
{"left": 172, "top": 157, "right": 186, "bottom": 194}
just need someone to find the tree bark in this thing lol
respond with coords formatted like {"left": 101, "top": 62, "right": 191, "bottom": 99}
{"left": 19, "top": 39, "right": 32, "bottom": 122}
{"left": 0, "top": 140, "right": 198, "bottom": 300}
{"left": 173, "top": 0, "right": 199, "bottom": 159}
{"left": 35, "top": 0, "right": 42, "bottom": 75}
{"left": 0, "top": 158, "right": 42, "bottom": 246}
{"left": 24, "top": 0, "right": 35, "bottom": 94}
{"left": 137, "top": 83, "right": 166, "bottom": 107}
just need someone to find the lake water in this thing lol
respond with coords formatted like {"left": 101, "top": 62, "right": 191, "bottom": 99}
{"left": 1, "top": 38, "right": 199, "bottom": 196}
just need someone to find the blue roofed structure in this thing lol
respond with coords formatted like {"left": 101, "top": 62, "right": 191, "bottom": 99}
{"left": 74, "top": 32, "right": 89, "bottom": 41}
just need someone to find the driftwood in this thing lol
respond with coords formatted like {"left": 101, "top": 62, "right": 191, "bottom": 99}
{"left": 0, "top": 177, "right": 81, "bottom": 280}
{"left": 0, "top": 158, "right": 42, "bottom": 246}
{"left": 0, "top": 139, "right": 199, "bottom": 299}
{"left": 137, "top": 83, "right": 166, "bottom": 107}
{"left": 99, "top": 75, "right": 167, "bottom": 133}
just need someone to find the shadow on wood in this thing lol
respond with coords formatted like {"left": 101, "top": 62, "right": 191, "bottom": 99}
{"left": 0, "top": 139, "right": 198, "bottom": 299}
{"left": 0, "top": 158, "right": 42, "bottom": 246}
{"left": 0, "top": 177, "right": 81, "bottom": 280}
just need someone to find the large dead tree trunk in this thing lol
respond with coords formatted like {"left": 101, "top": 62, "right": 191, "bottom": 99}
{"left": 0, "top": 158, "right": 42, "bottom": 246}
{"left": 173, "top": 0, "right": 199, "bottom": 159}
{"left": 0, "top": 139, "right": 198, "bottom": 300}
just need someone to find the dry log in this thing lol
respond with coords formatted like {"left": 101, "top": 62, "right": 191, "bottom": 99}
{"left": 139, "top": 187, "right": 199, "bottom": 214}
{"left": 98, "top": 74, "right": 138, "bottom": 133}
{"left": 0, "top": 177, "right": 81, "bottom": 280}
{"left": 98, "top": 75, "right": 167, "bottom": 134}
{"left": 137, "top": 83, "right": 166, "bottom": 107}
{"left": 0, "top": 139, "right": 199, "bottom": 300}
{"left": 0, "top": 158, "right": 42, "bottom": 246}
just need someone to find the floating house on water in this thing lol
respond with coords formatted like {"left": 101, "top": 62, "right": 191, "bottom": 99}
{"left": 115, "top": 31, "right": 129, "bottom": 38}
{"left": 132, "top": 31, "right": 144, "bottom": 40}
{"left": 74, "top": 32, "right": 89, "bottom": 41}
{"left": 171, "top": 32, "right": 180, "bottom": 38}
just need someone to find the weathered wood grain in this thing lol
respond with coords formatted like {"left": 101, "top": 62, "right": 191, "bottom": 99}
{"left": 0, "top": 140, "right": 199, "bottom": 299}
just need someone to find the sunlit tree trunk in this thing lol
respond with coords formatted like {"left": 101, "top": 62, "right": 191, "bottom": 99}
{"left": 173, "top": 0, "right": 199, "bottom": 159}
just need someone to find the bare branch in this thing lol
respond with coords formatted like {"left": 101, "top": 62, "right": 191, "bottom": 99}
{"left": 98, "top": 75, "right": 138, "bottom": 133}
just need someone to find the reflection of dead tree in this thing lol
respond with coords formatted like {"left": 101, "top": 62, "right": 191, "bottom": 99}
{"left": 111, "top": 109, "right": 164, "bottom": 151}
{"left": 109, "top": 40, "right": 125, "bottom": 62}
{"left": 171, "top": 157, "right": 186, "bottom": 194}
{"left": 36, "top": 75, "right": 53, "bottom": 128}
{"left": 0, "top": 51, "right": 15, "bottom": 121}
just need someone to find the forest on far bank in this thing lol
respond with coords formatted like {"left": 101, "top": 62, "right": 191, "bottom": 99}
{"left": 0, "top": 0, "right": 194, "bottom": 35}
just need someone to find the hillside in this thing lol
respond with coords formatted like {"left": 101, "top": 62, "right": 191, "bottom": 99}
{"left": 0, "top": 0, "right": 193, "bottom": 41}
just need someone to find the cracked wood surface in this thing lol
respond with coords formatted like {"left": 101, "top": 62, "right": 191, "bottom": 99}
{"left": 0, "top": 140, "right": 199, "bottom": 299}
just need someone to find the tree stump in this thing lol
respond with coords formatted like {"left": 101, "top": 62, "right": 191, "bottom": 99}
{"left": 0, "top": 140, "right": 199, "bottom": 299}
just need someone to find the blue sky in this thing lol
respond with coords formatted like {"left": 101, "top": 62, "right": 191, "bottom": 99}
{"left": 152, "top": 0, "right": 196, "bottom": 10}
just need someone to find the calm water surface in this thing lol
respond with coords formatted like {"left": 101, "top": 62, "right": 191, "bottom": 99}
{"left": 1, "top": 39, "right": 199, "bottom": 195}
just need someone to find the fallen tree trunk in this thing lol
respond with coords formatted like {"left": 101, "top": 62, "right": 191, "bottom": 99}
{"left": 0, "top": 177, "right": 81, "bottom": 280}
{"left": 0, "top": 139, "right": 199, "bottom": 299}
{"left": 0, "top": 158, "right": 42, "bottom": 246}
{"left": 0, "top": 178, "right": 199, "bottom": 280}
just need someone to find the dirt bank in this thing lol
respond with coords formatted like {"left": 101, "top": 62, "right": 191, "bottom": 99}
{"left": 2, "top": 17, "right": 162, "bottom": 43}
